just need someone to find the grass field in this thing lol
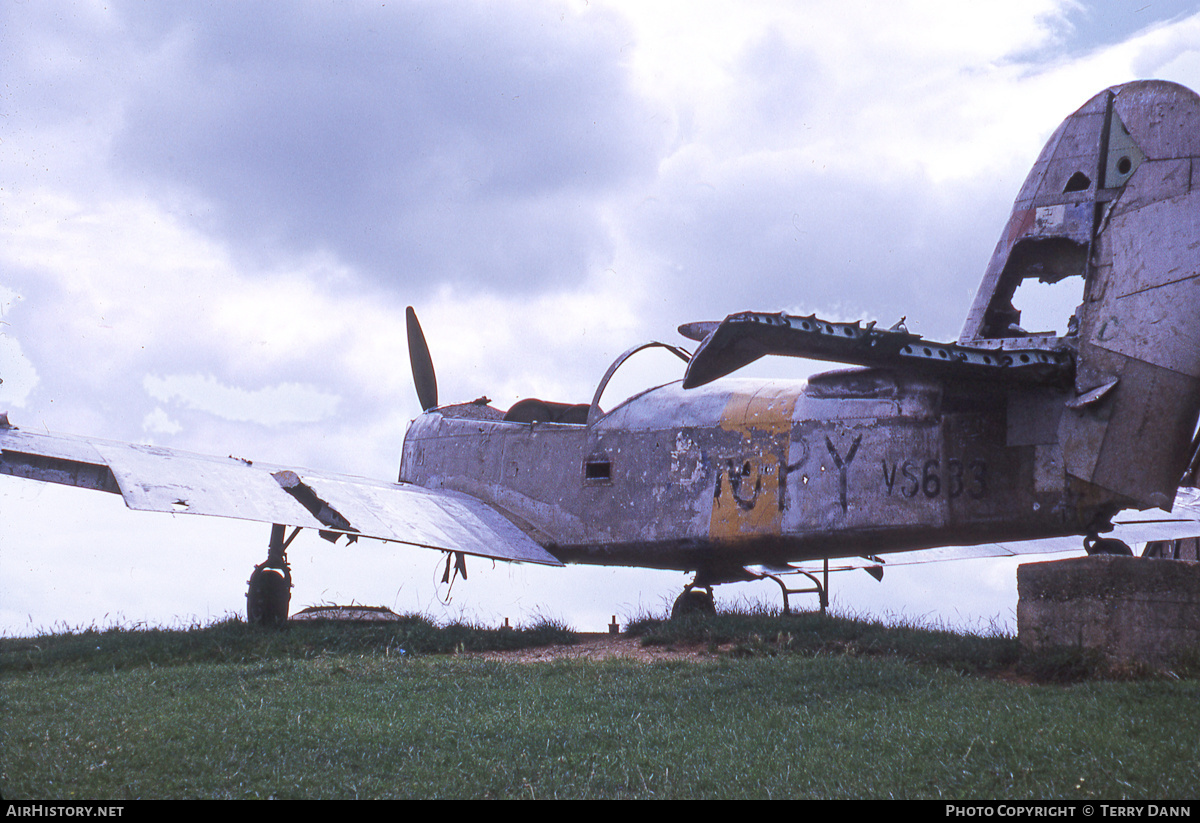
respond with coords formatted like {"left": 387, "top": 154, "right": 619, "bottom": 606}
{"left": 2, "top": 612, "right": 1198, "bottom": 799}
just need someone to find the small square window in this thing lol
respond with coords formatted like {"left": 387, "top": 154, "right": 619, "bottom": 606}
{"left": 584, "top": 459, "right": 612, "bottom": 483}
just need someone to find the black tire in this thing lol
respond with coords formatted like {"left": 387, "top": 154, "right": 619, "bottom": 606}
{"left": 1084, "top": 536, "right": 1133, "bottom": 556}
{"left": 671, "top": 589, "right": 716, "bottom": 619}
{"left": 247, "top": 566, "right": 291, "bottom": 626}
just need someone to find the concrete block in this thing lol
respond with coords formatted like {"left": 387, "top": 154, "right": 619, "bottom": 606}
{"left": 1017, "top": 555, "right": 1200, "bottom": 665}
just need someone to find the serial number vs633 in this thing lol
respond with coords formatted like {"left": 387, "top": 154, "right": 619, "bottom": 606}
{"left": 881, "top": 458, "right": 988, "bottom": 500}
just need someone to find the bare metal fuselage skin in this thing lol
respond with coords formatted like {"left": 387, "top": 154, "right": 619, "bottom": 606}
{"left": 400, "top": 80, "right": 1200, "bottom": 581}
{"left": 401, "top": 372, "right": 1080, "bottom": 579}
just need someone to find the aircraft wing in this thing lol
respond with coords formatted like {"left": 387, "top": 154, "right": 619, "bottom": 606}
{"left": 0, "top": 422, "right": 563, "bottom": 567}
{"left": 890, "top": 488, "right": 1200, "bottom": 565}
{"left": 755, "top": 488, "right": 1200, "bottom": 576}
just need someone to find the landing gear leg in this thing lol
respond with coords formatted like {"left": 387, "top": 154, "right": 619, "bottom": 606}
{"left": 671, "top": 584, "right": 716, "bottom": 619}
{"left": 247, "top": 523, "right": 297, "bottom": 626}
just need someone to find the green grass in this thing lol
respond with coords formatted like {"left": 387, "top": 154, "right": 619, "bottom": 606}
{"left": 3, "top": 611, "right": 1198, "bottom": 799}
{"left": 625, "top": 609, "right": 1167, "bottom": 682}
{"left": 0, "top": 614, "right": 575, "bottom": 674}
{"left": 628, "top": 609, "right": 1023, "bottom": 673}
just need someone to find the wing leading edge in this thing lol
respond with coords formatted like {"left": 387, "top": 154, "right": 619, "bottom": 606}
{"left": 0, "top": 422, "right": 562, "bottom": 567}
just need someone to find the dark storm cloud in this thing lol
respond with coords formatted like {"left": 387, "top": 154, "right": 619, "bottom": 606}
{"left": 109, "top": 1, "right": 668, "bottom": 293}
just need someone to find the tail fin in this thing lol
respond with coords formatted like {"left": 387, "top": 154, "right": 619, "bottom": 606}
{"left": 960, "top": 81, "right": 1200, "bottom": 509}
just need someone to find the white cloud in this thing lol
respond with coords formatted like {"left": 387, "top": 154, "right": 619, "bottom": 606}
{"left": 143, "top": 374, "right": 340, "bottom": 426}
{"left": 141, "top": 406, "right": 182, "bottom": 435}
{"left": 0, "top": 335, "right": 38, "bottom": 409}
{"left": 0, "top": 287, "right": 38, "bottom": 408}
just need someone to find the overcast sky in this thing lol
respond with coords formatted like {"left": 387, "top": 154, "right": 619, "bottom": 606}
{"left": 4, "top": 0, "right": 1200, "bottom": 636}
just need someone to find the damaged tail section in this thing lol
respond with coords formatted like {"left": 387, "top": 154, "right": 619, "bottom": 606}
{"left": 960, "top": 80, "right": 1200, "bottom": 510}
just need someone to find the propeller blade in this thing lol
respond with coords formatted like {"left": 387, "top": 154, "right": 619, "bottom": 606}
{"left": 406, "top": 306, "right": 438, "bottom": 411}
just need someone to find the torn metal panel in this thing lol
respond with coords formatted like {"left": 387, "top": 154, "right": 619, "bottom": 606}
{"left": 281, "top": 474, "right": 561, "bottom": 565}
{"left": 0, "top": 449, "right": 121, "bottom": 494}
{"left": 272, "top": 470, "right": 359, "bottom": 537}
{"left": 684, "top": 310, "right": 1073, "bottom": 389}
{"left": 1032, "top": 443, "right": 1065, "bottom": 495}
{"left": 798, "top": 369, "right": 918, "bottom": 422}
{"left": 1087, "top": 360, "right": 1200, "bottom": 509}
{"left": 1058, "top": 388, "right": 1116, "bottom": 489}
{"left": 802, "top": 369, "right": 948, "bottom": 429}
{"left": 962, "top": 82, "right": 1200, "bottom": 351}
{"left": 959, "top": 89, "right": 1112, "bottom": 344}
{"left": 1065, "top": 379, "right": 1118, "bottom": 410}
{"left": 954, "top": 80, "right": 1200, "bottom": 509}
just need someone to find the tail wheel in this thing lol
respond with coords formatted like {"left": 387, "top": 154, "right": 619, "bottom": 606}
{"left": 247, "top": 565, "right": 292, "bottom": 626}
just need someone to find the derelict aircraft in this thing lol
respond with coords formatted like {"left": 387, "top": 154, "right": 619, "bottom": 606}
{"left": 5, "top": 80, "right": 1200, "bottom": 625}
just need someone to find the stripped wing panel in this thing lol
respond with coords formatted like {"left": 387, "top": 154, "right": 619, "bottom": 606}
{"left": 0, "top": 427, "right": 562, "bottom": 567}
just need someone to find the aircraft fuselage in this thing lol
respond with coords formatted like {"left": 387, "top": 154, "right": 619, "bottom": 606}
{"left": 399, "top": 367, "right": 1102, "bottom": 581}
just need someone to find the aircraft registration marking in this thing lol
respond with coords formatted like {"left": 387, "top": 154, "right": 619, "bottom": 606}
{"left": 881, "top": 458, "right": 988, "bottom": 499}
{"left": 824, "top": 434, "right": 862, "bottom": 513}
{"left": 709, "top": 386, "right": 798, "bottom": 540}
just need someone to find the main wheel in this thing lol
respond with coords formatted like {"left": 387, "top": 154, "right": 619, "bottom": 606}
{"left": 247, "top": 566, "right": 291, "bottom": 626}
{"left": 671, "top": 588, "right": 716, "bottom": 619}
{"left": 1084, "top": 535, "right": 1133, "bottom": 556}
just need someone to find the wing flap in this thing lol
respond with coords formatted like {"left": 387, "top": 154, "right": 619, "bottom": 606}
{"left": 271, "top": 473, "right": 562, "bottom": 565}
